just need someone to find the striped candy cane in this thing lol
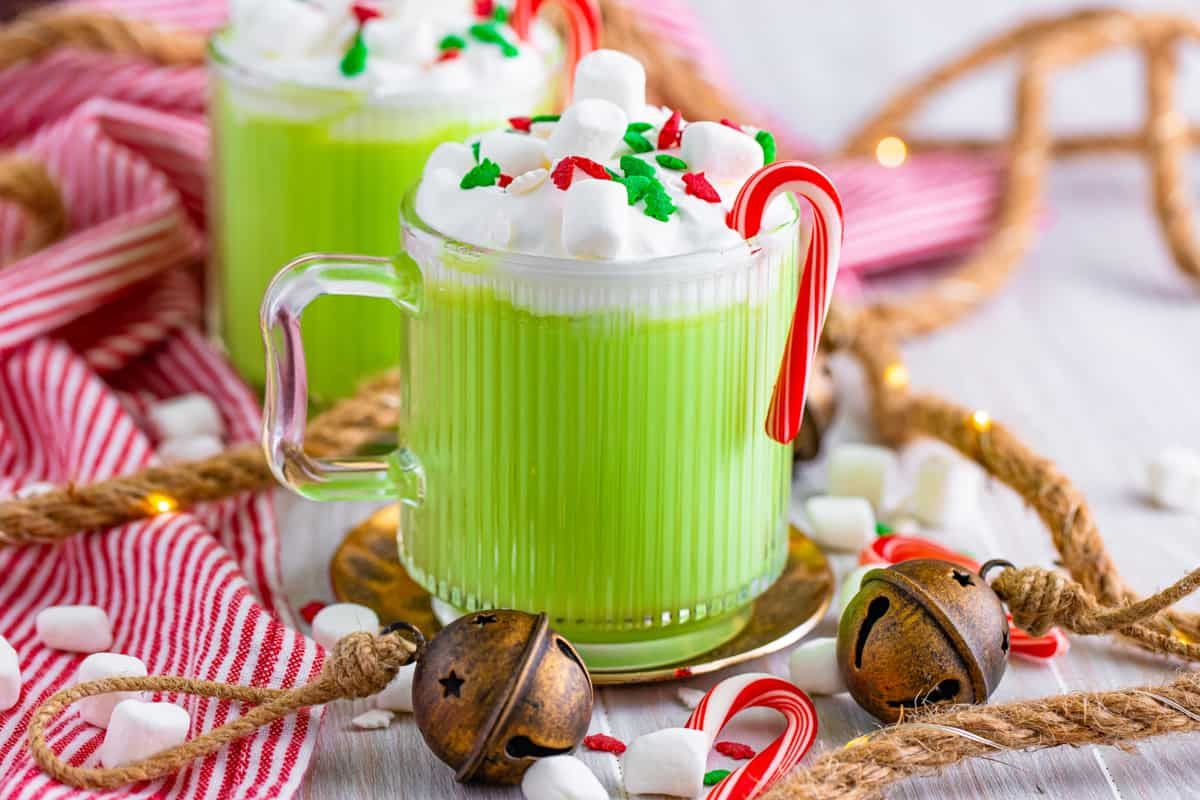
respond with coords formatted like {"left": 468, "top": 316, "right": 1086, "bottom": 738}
{"left": 510, "top": 0, "right": 601, "bottom": 95}
{"left": 855, "top": 538, "right": 1069, "bottom": 660}
{"left": 729, "top": 162, "right": 844, "bottom": 445}
{"left": 685, "top": 673, "right": 818, "bottom": 800}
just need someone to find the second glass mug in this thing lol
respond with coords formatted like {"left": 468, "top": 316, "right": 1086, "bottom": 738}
{"left": 262, "top": 192, "right": 832, "bottom": 671}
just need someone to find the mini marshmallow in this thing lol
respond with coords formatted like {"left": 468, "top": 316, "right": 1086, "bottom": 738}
{"left": 827, "top": 443, "right": 898, "bottom": 510}
{"left": 424, "top": 142, "right": 477, "bottom": 178}
{"left": 362, "top": 18, "right": 437, "bottom": 65}
{"left": 351, "top": 708, "right": 394, "bottom": 730}
{"left": 622, "top": 727, "right": 708, "bottom": 798}
{"left": 912, "top": 454, "right": 984, "bottom": 526}
{"left": 15, "top": 481, "right": 56, "bottom": 499}
{"left": 75, "top": 653, "right": 148, "bottom": 728}
{"left": 36, "top": 605, "right": 113, "bottom": 653}
{"left": 158, "top": 435, "right": 224, "bottom": 464}
{"left": 529, "top": 121, "right": 556, "bottom": 140}
{"left": 804, "top": 496, "right": 875, "bottom": 552}
{"left": 98, "top": 700, "right": 190, "bottom": 768}
{"left": 1147, "top": 446, "right": 1200, "bottom": 514}
{"left": 787, "top": 637, "right": 846, "bottom": 696}
{"left": 677, "top": 686, "right": 705, "bottom": 710}
{"left": 561, "top": 178, "right": 629, "bottom": 259}
{"left": 572, "top": 49, "right": 646, "bottom": 119}
{"left": 521, "top": 754, "right": 607, "bottom": 800}
{"left": 235, "top": 0, "right": 332, "bottom": 59}
{"left": 680, "top": 121, "right": 764, "bottom": 184}
{"left": 837, "top": 564, "right": 876, "bottom": 618}
{"left": 0, "top": 636, "right": 21, "bottom": 711}
{"left": 374, "top": 663, "right": 415, "bottom": 712}
{"left": 311, "top": 603, "right": 379, "bottom": 651}
{"left": 546, "top": 98, "right": 628, "bottom": 163}
{"left": 147, "top": 393, "right": 224, "bottom": 442}
{"left": 478, "top": 131, "right": 549, "bottom": 176}
{"left": 508, "top": 168, "right": 548, "bottom": 196}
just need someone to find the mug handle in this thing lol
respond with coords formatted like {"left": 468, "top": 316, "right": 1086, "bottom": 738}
{"left": 260, "top": 252, "right": 425, "bottom": 503}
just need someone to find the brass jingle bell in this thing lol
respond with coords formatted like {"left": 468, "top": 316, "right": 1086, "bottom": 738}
{"left": 836, "top": 559, "right": 1009, "bottom": 722}
{"left": 412, "top": 609, "right": 593, "bottom": 785}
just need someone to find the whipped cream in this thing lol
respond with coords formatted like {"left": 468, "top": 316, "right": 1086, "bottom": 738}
{"left": 414, "top": 49, "right": 796, "bottom": 262}
{"left": 216, "top": 0, "right": 558, "bottom": 100}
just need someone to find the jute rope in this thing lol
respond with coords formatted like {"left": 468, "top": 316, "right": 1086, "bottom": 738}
{"left": 0, "top": 153, "right": 67, "bottom": 260}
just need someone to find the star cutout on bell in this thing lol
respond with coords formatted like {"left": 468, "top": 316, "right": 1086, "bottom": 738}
{"left": 438, "top": 670, "right": 465, "bottom": 698}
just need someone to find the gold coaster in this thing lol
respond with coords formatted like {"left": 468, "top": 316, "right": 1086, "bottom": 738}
{"left": 330, "top": 506, "right": 834, "bottom": 685}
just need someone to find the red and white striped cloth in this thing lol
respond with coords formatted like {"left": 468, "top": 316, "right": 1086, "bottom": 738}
{"left": 0, "top": 1, "right": 1005, "bottom": 798}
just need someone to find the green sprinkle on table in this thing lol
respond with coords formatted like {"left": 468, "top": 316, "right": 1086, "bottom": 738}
{"left": 704, "top": 769, "right": 731, "bottom": 786}
{"left": 461, "top": 158, "right": 501, "bottom": 189}
{"left": 756, "top": 129, "right": 777, "bottom": 164}
{"left": 624, "top": 131, "right": 654, "bottom": 153}
{"left": 656, "top": 154, "right": 688, "bottom": 171}
{"left": 620, "top": 154, "right": 656, "bottom": 178}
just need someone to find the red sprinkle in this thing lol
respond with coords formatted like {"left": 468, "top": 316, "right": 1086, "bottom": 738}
{"left": 437, "top": 48, "right": 462, "bottom": 63}
{"left": 498, "top": 174, "right": 514, "bottom": 188}
{"left": 508, "top": 116, "right": 533, "bottom": 133}
{"left": 351, "top": 2, "right": 382, "bottom": 24}
{"left": 657, "top": 109, "right": 683, "bottom": 149}
{"left": 720, "top": 117, "right": 743, "bottom": 132}
{"left": 474, "top": 0, "right": 495, "bottom": 17}
{"left": 551, "top": 156, "right": 612, "bottom": 190}
{"left": 715, "top": 741, "right": 756, "bottom": 760}
{"left": 674, "top": 667, "right": 694, "bottom": 678}
{"left": 299, "top": 601, "right": 326, "bottom": 625}
{"left": 683, "top": 172, "right": 721, "bottom": 203}
{"left": 584, "top": 733, "right": 627, "bottom": 754}
{"left": 572, "top": 157, "right": 610, "bottom": 180}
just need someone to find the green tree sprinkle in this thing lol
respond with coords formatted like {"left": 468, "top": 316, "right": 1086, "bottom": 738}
{"left": 339, "top": 31, "right": 368, "bottom": 77}
{"left": 756, "top": 129, "right": 777, "bottom": 164}
{"left": 704, "top": 770, "right": 731, "bottom": 786}
{"left": 460, "top": 158, "right": 501, "bottom": 189}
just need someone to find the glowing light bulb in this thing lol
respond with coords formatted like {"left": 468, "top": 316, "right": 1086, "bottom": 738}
{"left": 875, "top": 136, "right": 908, "bottom": 168}
{"left": 145, "top": 493, "right": 178, "bottom": 514}
{"left": 969, "top": 410, "right": 992, "bottom": 433}
{"left": 883, "top": 363, "right": 909, "bottom": 389}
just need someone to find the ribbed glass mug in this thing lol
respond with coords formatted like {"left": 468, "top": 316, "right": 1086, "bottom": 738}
{"left": 262, "top": 193, "right": 810, "bottom": 670}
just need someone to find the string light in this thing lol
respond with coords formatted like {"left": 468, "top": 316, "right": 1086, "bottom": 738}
{"left": 883, "top": 363, "right": 909, "bottom": 389}
{"left": 144, "top": 493, "right": 178, "bottom": 515}
{"left": 875, "top": 136, "right": 908, "bottom": 168}
{"left": 969, "top": 410, "right": 992, "bottom": 433}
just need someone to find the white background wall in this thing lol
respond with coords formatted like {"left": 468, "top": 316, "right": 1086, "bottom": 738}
{"left": 687, "top": 0, "right": 1200, "bottom": 149}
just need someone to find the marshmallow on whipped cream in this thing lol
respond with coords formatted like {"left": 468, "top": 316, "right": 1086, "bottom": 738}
{"left": 220, "top": 0, "right": 557, "bottom": 93}
{"left": 415, "top": 49, "right": 793, "bottom": 260}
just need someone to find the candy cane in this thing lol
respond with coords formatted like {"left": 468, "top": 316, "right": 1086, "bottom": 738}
{"left": 729, "top": 162, "right": 843, "bottom": 444}
{"left": 856, "top": 536, "right": 1069, "bottom": 659}
{"left": 510, "top": 0, "right": 601, "bottom": 96}
{"left": 685, "top": 673, "right": 818, "bottom": 800}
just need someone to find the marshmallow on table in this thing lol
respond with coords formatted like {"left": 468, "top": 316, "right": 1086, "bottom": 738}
{"left": 680, "top": 121, "right": 764, "bottom": 184}
{"left": 804, "top": 496, "right": 875, "bottom": 552}
{"left": 0, "top": 636, "right": 21, "bottom": 712}
{"left": 310, "top": 603, "right": 379, "bottom": 651}
{"left": 424, "top": 142, "right": 477, "bottom": 178}
{"left": 622, "top": 727, "right": 708, "bottom": 798}
{"left": 98, "top": 700, "right": 191, "bottom": 768}
{"left": 36, "top": 605, "right": 113, "bottom": 653}
{"left": 827, "top": 443, "right": 897, "bottom": 510}
{"left": 837, "top": 564, "right": 876, "bottom": 618}
{"left": 351, "top": 708, "right": 394, "bottom": 730}
{"left": 374, "top": 663, "right": 415, "bottom": 712}
{"left": 788, "top": 637, "right": 847, "bottom": 696}
{"left": 158, "top": 435, "right": 224, "bottom": 464}
{"left": 546, "top": 98, "right": 628, "bottom": 163}
{"left": 912, "top": 454, "right": 984, "bottom": 526}
{"left": 562, "top": 179, "right": 629, "bottom": 259}
{"left": 147, "top": 393, "right": 224, "bottom": 442}
{"left": 478, "top": 131, "right": 549, "bottom": 177}
{"left": 521, "top": 754, "right": 607, "bottom": 800}
{"left": 1147, "top": 446, "right": 1200, "bottom": 514}
{"left": 572, "top": 48, "right": 647, "bottom": 118}
{"left": 75, "top": 653, "right": 148, "bottom": 728}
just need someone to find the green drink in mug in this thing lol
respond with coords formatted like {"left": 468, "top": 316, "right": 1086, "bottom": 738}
{"left": 209, "top": 0, "right": 598, "bottom": 403}
{"left": 261, "top": 50, "right": 843, "bottom": 670}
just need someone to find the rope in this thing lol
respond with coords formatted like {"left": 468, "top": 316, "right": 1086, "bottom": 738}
{"left": 0, "top": 7, "right": 204, "bottom": 69}
{"left": 0, "top": 153, "right": 67, "bottom": 261}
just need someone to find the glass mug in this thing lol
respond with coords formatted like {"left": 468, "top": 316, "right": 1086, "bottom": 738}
{"left": 207, "top": 31, "right": 562, "bottom": 404}
{"left": 262, "top": 193, "right": 817, "bottom": 670}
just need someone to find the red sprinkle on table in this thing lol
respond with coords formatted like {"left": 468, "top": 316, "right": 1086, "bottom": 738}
{"left": 299, "top": 601, "right": 326, "bottom": 625}
{"left": 498, "top": 174, "right": 514, "bottom": 188}
{"left": 583, "top": 734, "right": 627, "bottom": 754}
{"left": 350, "top": 2, "right": 381, "bottom": 24}
{"left": 683, "top": 172, "right": 721, "bottom": 202}
{"left": 674, "top": 667, "right": 694, "bottom": 678}
{"left": 720, "top": 117, "right": 743, "bottom": 131}
{"left": 475, "top": 0, "right": 496, "bottom": 17}
{"left": 551, "top": 157, "right": 612, "bottom": 190}
{"left": 715, "top": 740, "right": 756, "bottom": 760}
{"left": 658, "top": 109, "right": 683, "bottom": 149}
{"left": 508, "top": 116, "right": 533, "bottom": 132}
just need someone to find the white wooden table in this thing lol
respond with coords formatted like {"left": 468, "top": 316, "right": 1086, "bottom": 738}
{"left": 279, "top": 3, "right": 1200, "bottom": 796}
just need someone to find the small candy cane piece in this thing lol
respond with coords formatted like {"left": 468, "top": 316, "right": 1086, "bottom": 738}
{"left": 1008, "top": 616, "right": 1070, "bottom": 659}
{"left": 685, "top": 673, "right": 818, "bottom": 800}
{"left": 728, "top": 162, "right": 843, "bottom": 444}
{"left": 858, "top": 534, "right": 980, "bottom": 570}
{"left": 510, "top": 0, "right": 601, "bottom": 95}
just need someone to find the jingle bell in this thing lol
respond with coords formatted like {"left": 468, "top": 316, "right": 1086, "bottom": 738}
{"left": 412, "top": 610, "right": 593, "bottom": 785}
{"left": 836, "top": 559, "right": 1009, "bottom": 722}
